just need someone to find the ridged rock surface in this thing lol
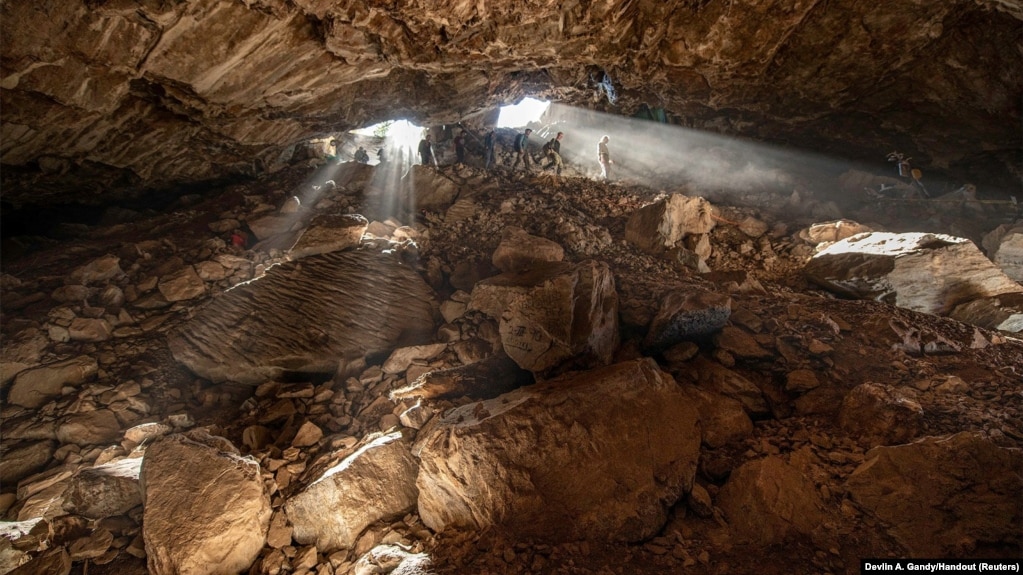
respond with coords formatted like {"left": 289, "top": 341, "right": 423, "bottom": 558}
{"left": 168, "top": 250, "right": 436, "bottom": 384}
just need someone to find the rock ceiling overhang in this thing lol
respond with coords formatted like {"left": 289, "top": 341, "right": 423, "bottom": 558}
{"left": 1, "top": 0, "right": 1021, "bottom": 208}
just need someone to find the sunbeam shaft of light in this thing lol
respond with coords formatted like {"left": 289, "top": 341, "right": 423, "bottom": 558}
{"left": 539, "top": 103, "right": 977, "bottom": 198}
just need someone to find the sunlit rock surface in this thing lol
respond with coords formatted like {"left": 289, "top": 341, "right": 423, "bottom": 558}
{"left": 141, "top": 431, "right": 270, "bottom": 575}
{"left": 625, "top": 194, "right": 716, "bottom": 255}
{"left": 805, "top": 232, "right": 1023, "bottom": 329}
{"left": 286, "top": 433, "right": 419, "bottom": 553}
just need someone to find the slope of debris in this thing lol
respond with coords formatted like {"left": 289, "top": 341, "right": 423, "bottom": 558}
{"left": 1, "top": 155, "right": 1021, "bottom": 575}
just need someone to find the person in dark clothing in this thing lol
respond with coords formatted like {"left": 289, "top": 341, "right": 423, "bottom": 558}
{"left": 511, "top": 128, "right": 532, "bottom": 171}
{"left": 542, "top": 131, "right": 565, "bottom": 175}
{"left": 354, "top": 146, "right": 370, "bottom": 163}
{"left": 418, "top": 135, "right": 437, "bottom": 167}
{"left": 454, "top": 130, "right": 466, "bottom": 164}
{"left": 483, "top": 129, "right": 496, "bottom": 169}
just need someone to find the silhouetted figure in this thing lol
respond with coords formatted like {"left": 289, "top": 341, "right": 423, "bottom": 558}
{"left": 418, "top": 135, "right": 437, "bottom": 167}
{"left": 542, "top": 132, "right": 565, "bottom": 175}
{"left": 512, "top": 128, "right": 532, "bottom": 171}
{"left": 377, "top": 147, "right": 385, "bottom": 163}
{"left": 354, "top": 146, "right": 370, "bottom": 163}
{"left": 483, "top": 129, "right": 496, "bottom": 169}
{"left": 454, "top": 129, "right": 466, "bottom": 164}
{"left": 598, "top": 135, "right": 613, "bottom": 181}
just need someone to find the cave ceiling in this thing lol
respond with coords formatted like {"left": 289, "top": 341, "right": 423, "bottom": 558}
{"left": 1, "top": 0, "right": 1021, "bottom": 208}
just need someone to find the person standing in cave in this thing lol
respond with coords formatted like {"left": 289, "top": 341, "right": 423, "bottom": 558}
{"left": 354, "top": 146, "right": 370, "bottom": 163}
{"left": 511, "top": 128, "right": 532, "bottom": 171}
{"left": 329, "top": 139, "right": 341, "bottom": 163}
{"left": 542, "top": 132, "right": 565, "bottom": 175}
{"left": 483, "top": 129, "right": 496, "bottom": 170}
{"left": 418, "top": 134, "right": 437, "bottom": 167}
{"left": 453, "top": 129, "right": 467, "bottom": 164}
{"left": 597, "top": 135, "right": 613, "bottom": 181}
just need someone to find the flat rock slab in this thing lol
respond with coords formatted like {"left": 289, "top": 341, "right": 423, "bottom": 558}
{"left": 805, "top": 232, "right": 1023, "bottom": 317}
{"left": 168, "top": 250, "right": 437, "bottom": 384}
{"left": 414, "top": 358, "right": 700, "bottom": 543}
{"left": 845, "top": 432, "right": 1023, "bottom": 556}
{"left": 288, "top": 213, "right": 368, "bottom": 260}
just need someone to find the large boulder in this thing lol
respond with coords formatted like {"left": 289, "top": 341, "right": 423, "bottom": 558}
{"left": 157, "top": 265, "right": 205, "bottom": 302}
{"left": 468, "top": 260, "right": 618, "bottom": 375}
{"left": 409, "top": 167, "right": 460, "bottom": 211}
{"left": 491, "top": 226, "right": 565, "bottom": 273}
{"left": 141, "top": 431, "right": 270, "bottom": 575}
{"left": 7, "top": 356, "right": 98, "bottom": 409}
{"left": 286, "top": 432, "right": 419, "bottom": 552}
{"left": 168, "top": 250, "right": 437, "bottom": 384}
{"left": 677, "top": 386, "right": 753, "bottom": 448}
{"left": 625, "top": 194, "right": 715, "bottom": 254}
{"left": 797, "top": 219, "right": 874, "bottom": 245}
{"left": 414, "top": 359, "right": 701, "bottom": 543}
{"left": 948, "top": 292, "right": 1023, "bottom": 333}
{"left": 838, "top": 383, "right": 924, "bottom": 448}
{"left": 62, "top": 458, "right": 143, "bottom": 520}
{"left": 288, "top": 213, "right": 368, "bottom": 260}
{"left": 687, "top": 356, "right": 769, "bottom": 416}
{"left": 642, "top": 290, "right": 731, "bottom": 352}
{"left": 0, "top": 441, "right": 56, "bottom": 486}
{"left": 716, "top": 456, "right": 824, "bottom": 545}
{"left": 845, "top": 432, "right": 1022, "bottom": 556}
{"left": 805, "top": 232, "right": 1023, "bottom": 319}
{"left": 982, "top": 223, "right": 1023, "bottom": 282}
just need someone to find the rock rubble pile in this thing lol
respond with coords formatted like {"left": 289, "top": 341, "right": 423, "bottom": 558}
{"left": 1, "top": 158, "right": 1021, "bottom": 575}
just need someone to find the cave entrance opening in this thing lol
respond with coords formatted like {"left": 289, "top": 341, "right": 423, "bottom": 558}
{"left": 349, "top": 119, "right": 425, "bottom": 167}
{"left": 497, "top": 98, "right": 550, "bottom": 129}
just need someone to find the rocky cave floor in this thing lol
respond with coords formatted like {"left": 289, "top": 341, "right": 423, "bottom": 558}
{"left": 1, "top": 153, "right": 1022, "bottom": 575}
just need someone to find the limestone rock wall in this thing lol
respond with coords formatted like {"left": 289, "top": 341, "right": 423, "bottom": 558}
{"left": 2, "top": 0, "right": 1020, "bottom": 204}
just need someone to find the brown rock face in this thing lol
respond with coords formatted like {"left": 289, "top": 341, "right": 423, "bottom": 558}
{"left": 2, "top": 1, "right": 1020, "bottom": 205}
{"left": 414, "top": 359, "right": 701, "bottom": 543}
{"left": 845, "top": 432, "right": 1023, "bottom": 557}
{"left": 716, "top": 456, "right": 824, "bottom": 546}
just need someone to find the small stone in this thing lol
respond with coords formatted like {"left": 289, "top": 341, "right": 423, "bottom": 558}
{"left": 292, "top": 421, "right": 323, "bottom": 448}
{"left": 68, "top": 528, "right": 114, "bottom": 560}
